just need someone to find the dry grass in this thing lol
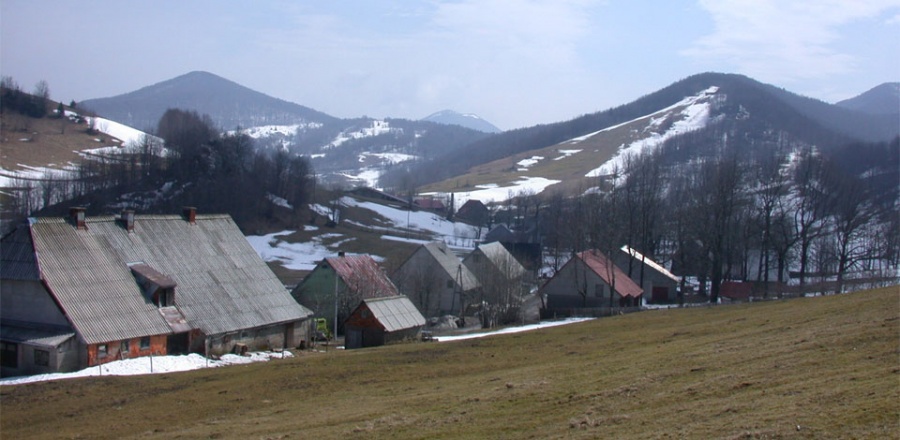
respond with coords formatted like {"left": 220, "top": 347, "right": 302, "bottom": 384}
{"left": 0, "top": 111, "right": 119, "bottom": 173}
{"left": 2, "top": 287, "right": 897, "bottom": 439}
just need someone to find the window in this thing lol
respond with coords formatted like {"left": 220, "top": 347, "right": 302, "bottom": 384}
{"left": 98, "top": 344, "right": 108, "bottom": 358}
{"left": 121, "top": 340, "right": 130, "bottom": 355}
{"left": 140, "top": 337, "right": 150, "bottom": 350}
{"left": 33, "top": 349, "right": 49, "bottom": 367}
{"left": 1, "top": 342, "right": 18, "bottom": 368}
{"left": 156, "top": 288, "right": 175, "bottom": 307}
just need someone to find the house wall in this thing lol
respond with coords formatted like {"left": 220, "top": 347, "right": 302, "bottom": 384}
{"left": 87, "top": 335, "right": 168, "bottom": 367}
{"left": 392, "top": 248, "right": 460, "bottom": 317}
{"left": 205, "top": 320, "right": 310, "bottom": 356}
{"left": 613, "top": 254, "right": 678, "bottom": 303}
{"left": 0, "top": 280, "right": 70, "bottom": 327}
{"left": 0, "top": 336, "right": 81, "bottom": 377}
{"left": 292, "top": 266, "right": 342, "bottom": 329}
{"left": 541, "top": 259, "right": 612, "bottom": 306}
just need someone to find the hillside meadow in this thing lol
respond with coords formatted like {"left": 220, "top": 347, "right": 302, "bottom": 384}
{"left": 1, "top": 287, "right": 897, "bottom": 439}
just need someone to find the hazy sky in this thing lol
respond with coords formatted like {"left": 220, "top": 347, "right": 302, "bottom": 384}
{"left": 2, "top": 1, "right": 898, "bottom": 130}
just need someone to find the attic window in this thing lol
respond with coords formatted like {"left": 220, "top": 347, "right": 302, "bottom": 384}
{"left": 128, "top": 263, "right": 177, "bottom": 308}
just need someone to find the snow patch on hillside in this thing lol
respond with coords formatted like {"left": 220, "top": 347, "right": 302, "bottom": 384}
{"left": 517, "top": 156, "right": 544, "bottom": 170}
{"left": 326, "top": 120, "right": 395, "bottom": 149}
{"left": 585, "top": 87, "right": 718, "bottom": 178}
{"left": 437, "top": 176, "right": 561, "bottom": 207}
{"left": 246, "top": 230, "right": 359, "bottom": 271}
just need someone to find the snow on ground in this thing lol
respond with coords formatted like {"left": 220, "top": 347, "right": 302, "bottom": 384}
{"left": 586, "top": 87, "right": 718, "bottom": 178}
{"left": 434, "top": 317, "right": 594, "bottom": 342}
{"left": 326, "top": 120, "right": 394, "bottom": 149}
{"left": 516, "top": 155, "right": 544, "bottom": 170}
{"left": 246, "top": 230, "right": 353, "bottom": 271}
{"left": 431, "top": 176, "right": 561, "bottom": 208}
{"left": 554, "top": 149, "right": 582, "bottom": 160}
{"left": 0, "top": 351, "right": 292, "bottom": 386}
{"left": 1, "top": 319, "right": 596, "bottom": 385}
{"left": 340, "top": 196, "right": 481, "bottom": 246}
{"left": 340, "top": 168, "right": 382, "bottom": 188}
{"left": 358, "top": 152, "right": 417, "bottom": 164}
{"left": 83, "top": 114, "right": 150, "bottom": 146}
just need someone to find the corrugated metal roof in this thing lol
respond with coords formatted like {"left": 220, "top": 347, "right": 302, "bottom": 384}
{"left": 423, "top": 242, "right": 480, "bottom": 291}
{"left": 578, "top": 250, "right": 644, "bottom": 298}
{"left": 362, "top": 296, "right": 425, "bottom": 332}
{"left": 0, "top": 324, "right": 76, "bottom": 348}
{"left": 326, "top": 255, "right": 400, "bottom": 299}
{"left": 464, "top": 242, "right": 526, "bottom": 279}
{"left": 0, "top": 225, "right": 40, "bottom": 280}
{"left": 22, "top": 213, "right": 312, "bottom": 344}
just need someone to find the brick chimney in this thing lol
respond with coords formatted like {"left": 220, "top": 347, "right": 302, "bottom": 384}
{"left": 120, "top": 210, "right": 135, "bottom": 232}
{"left": 182, "top": 207, "right": 197, "bottom": 225}
{"left": 69, "top": 207, "right": 87, "bottom": 230}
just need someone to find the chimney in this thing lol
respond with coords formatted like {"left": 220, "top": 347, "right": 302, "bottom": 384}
{"left": 182, "top": 207, "right": 196, "bottom": 225}
{"left": 120, "top": 210, "right": 135, "bottom": 232}
{"left": 338, "top": 251, "right": 346, "bottom": 257}
{"left": 69, "top": 207, "right": 87, "bottom": 230}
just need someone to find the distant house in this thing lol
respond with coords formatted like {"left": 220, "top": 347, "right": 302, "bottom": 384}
{"left": 0, "top": 208, "right": 312, "bottom": 376}
{"left": 613, "top": 246, "right": 680, "bottom": 303}
{"left": 391, "top": 241, "right": 480, "bottom": 318}
{"left": 413, "top": 197, "right": 447, "bottom": 214}
{"left": 349, "top": 187, "right": 409, "bottom": 206}
{"left": 455, "top": 199, "right": 489, "bottom": 225}
{"left": 344, "top": 296, "right": 426, "bottom": 349}
{"left": 462, "top": 242, "right": 529, "bottom": 325}
{"left": 541, "top": 249, "right": 644, "bottom": 310}
{"left": 291, "top": 253, "right": 401, "bottom": 335}
{"left": 719, "top": 281, "right": 754, "bottom": 303}
{"left": 482, "top": 224, "right": 542, "bottom": 273}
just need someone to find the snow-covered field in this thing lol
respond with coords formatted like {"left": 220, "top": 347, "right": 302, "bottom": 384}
{"left": 428, "top": 176, "right": 561, "bottom": 208}
{"left": 434, "top": 317, "right": 594, "bottom": 342}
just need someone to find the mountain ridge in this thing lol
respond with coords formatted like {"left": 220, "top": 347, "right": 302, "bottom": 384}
{"left": 422, "top": 109, "right": 502, "bottom": 133}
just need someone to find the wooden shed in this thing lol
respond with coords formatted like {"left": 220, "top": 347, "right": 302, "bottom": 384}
{"left": 344, "top": 296, "right": 426, "bottom": 349}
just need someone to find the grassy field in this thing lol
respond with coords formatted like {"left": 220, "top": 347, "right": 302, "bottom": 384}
{"left": 2, "top": 287, "right": 897, "bottom": 439}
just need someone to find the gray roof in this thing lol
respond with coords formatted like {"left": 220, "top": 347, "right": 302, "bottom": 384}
{"left": 422, "top": 242, "right": 480, "bottom": 291}
{"left": 465, "top": 242, "right": 526, "bottom": 279}
{"left": 0, "top": 225, "right": 40, "bottom": 281}
{"left": 0, "top": 324, "right": 76, "bottom": 348}
{"left": 361, "top": 296, "right": 425, "bottom": 333}
{"left": 18, "top": 213, "right": 311, "bottom": 344}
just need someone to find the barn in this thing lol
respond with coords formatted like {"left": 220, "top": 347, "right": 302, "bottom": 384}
{"left": 344, "top": 296, "right": 426, "bottom": 349}
{"left": 0, "top": 207, "right": 312, "bottom": 376}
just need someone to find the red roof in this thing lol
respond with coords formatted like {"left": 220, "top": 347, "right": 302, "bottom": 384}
{"left": 325, "top": 255, "right": 401, "bottom": 299}
{"left": 577, "top": 250, "right": 644, "bottom": 298}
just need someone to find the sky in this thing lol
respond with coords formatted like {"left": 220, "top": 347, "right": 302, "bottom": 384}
{"left": 2, "top": 1, "right": 898, "bottom": 130}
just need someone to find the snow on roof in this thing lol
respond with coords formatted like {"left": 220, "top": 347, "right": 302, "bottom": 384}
{"left": 620, "top": 245, "right": 680, "bottom": 283}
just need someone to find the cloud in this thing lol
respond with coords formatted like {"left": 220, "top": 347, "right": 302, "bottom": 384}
{"left": 684, "top": 0, "right": 900, "bottom": 82}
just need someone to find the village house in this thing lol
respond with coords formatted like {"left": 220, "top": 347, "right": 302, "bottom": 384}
{"left": 540, "top": 249, "right": 644, "bottom": 312}
{"left": 462, "top": 242, "right": 529, "bottom": 325}
{"left": 0, "top": 208, "right": 312, "bottom": 376}
{"left": 291, "top": 253, "right": 401, "bottom": 336}
{"left": 391, "top": 241, "right": 480, "bottom": 318}
{"left": 613, "top": 246, "right": 680, "bottom": 303}
{"left": 344, "top": 296, "right": 426, "bottom": 349}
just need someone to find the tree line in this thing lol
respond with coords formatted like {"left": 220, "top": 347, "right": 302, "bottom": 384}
{"left": 6, "top": 107, "right": 315, "bottom": 230}
{"left": 509, "top": 126, "right": 898, "bottom": 301}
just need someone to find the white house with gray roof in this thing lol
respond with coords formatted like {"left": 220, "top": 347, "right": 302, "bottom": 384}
{"left": 0, "top": 207, "right": 312, "bottom": 376}
{"left": 391, "top": 241, "right": 480, "bottom": 318}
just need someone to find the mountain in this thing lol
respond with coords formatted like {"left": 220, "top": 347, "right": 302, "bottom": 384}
{"left": 836, "top": 82, "right": 900, "bottom": 115}
{"left": 383, "top": 72, "right": 899, "bottom": 196}
{"left": 422, "top": 110, "right": 502, "bottom": 133}
{"left": 80, "top": 71, "right": 337, "bottom": 132}
{"left": 80, "top": 71, "right": 489, "bottom": 188}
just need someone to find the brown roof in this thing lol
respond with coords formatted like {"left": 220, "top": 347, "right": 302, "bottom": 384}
{"left": 577, "top": 250, "right": 644, "bottom": 298}
{"left": 326, "top": 255, "right": 400, "bottom": 299}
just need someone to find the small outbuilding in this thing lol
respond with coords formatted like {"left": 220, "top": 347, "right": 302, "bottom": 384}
{"left": 344, "top": 296, "right": 426, "bottom": 349}
{"left": 613, "top": 246, "right": 680, "bottom": 303}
